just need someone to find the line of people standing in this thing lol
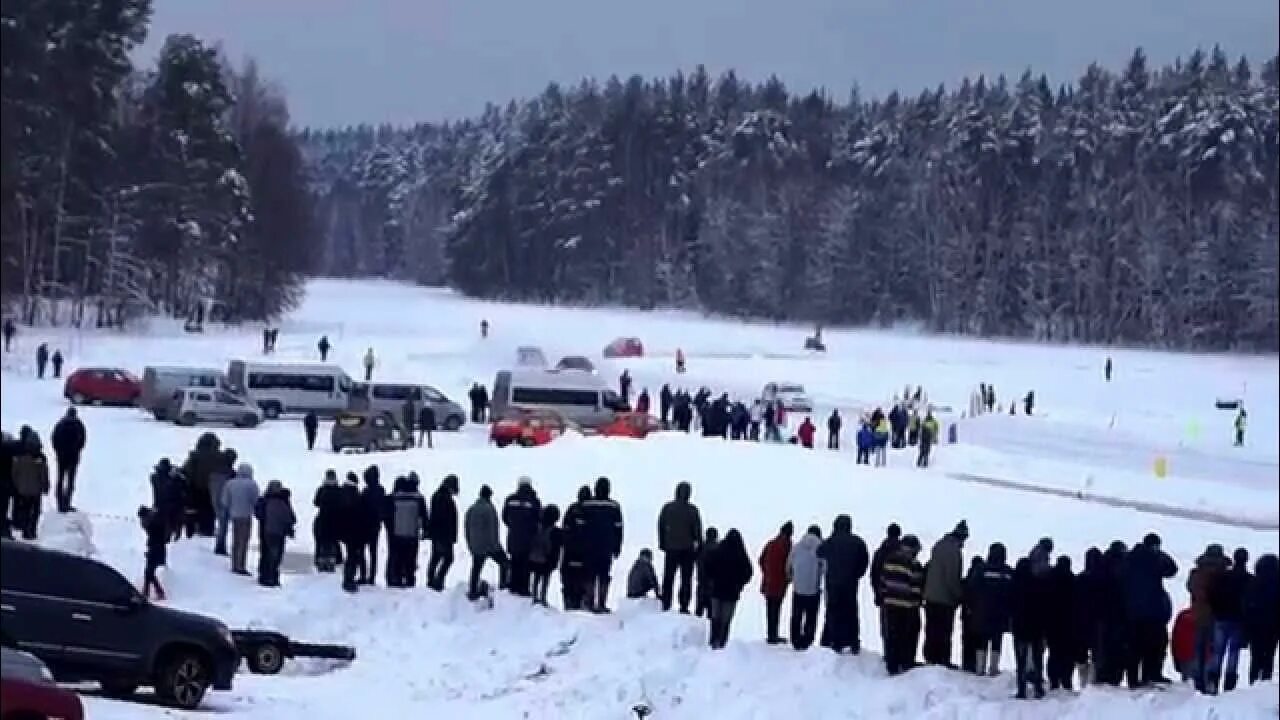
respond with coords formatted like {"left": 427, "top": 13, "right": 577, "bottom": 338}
{"left": 1, "top": 409, "right": 87, "bottom": 540}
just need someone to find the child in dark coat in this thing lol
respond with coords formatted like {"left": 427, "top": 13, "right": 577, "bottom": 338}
{"left": 139, "top": 506, "right": 169, "bottom": 600}
{"left": 529, "top": 505, "right": 563, "bottom": 606}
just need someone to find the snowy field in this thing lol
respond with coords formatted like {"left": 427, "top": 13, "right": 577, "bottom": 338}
{"left": 2, "top": 278, "right": 1278, "bottom": 719}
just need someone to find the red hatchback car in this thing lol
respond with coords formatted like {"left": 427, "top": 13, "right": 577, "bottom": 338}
{"left": 63, "top": 367, "right": 141, "bottom": 406}
{"left": 1, "top": 647, "right": 84, "bottom": 720}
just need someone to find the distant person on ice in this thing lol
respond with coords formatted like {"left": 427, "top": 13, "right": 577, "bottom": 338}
{"left": 480, "top": 319, "right": 489, "bottom": 338}
{"left": 417, "top": 402, "right": 436, "bottom": 449}
{"left": 317, "top": 335, "right": 331, "bottom": 361}
{"left": 35, "top": 342, "right": 49, "bottom": 379}
{"left": 50, "top": 349, "right": 64, "bottom": 378}
{"left": 1235, "top": 408, "right": 1247, "bottom": 447}
{"left": 619, "top": 370, "right": 632, "bottom": 405}
{"left": 362, "top": 348, "right": 376, "bottom": 381}
{"left": 1105, "top": 356, "right": 1113, "bottom": 382}
{"left": 675, "top": 348, "right": 686, "bottom": 373}
{"left": 797, "top": 417, "right": 816, "bottom": 449}
{"left": 468, "top": 383, "right": 489, "bottom": 424}
{"left": 827, "top": 410, "right": 842, "bottom": 450}
{"left": 2, "top": 317, "right": 15, "bottom": 352}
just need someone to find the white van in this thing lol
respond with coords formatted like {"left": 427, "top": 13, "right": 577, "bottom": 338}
{"left": 141, "top": 366, "right": 232, "bottom": 416}
{"left": 491, "top": 370, "right": 625, "bottom": 429}
{"left": 226, "top": 360, "right": 353, "bottom": 419}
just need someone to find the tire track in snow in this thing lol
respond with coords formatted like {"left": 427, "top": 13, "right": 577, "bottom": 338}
{"left": 946, "top": 472, "right": 1278, "bottom": 532}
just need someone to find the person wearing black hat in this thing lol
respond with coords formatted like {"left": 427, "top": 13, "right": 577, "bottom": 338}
{"left": 1121, "top": 532, "right": 1178, "bottom": 687}
{"left": 426, "top": 474, "right": 460, "bottom": 591}
{"left": 923, "top": 520, "right": 969, "bottom": 666}
{"left": 880, "top": 534, "right": 926, "bottom": 675}
{"left": 502, "top": 476, "right": 541, "bottom": 597}
{"left": 582, "top": 477, "right": 624, "bottom": 612}
{"left": 817, "top": 515, "right": 869, "bottom": 654}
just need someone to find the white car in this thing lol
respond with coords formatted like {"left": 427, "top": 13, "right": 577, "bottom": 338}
{"left": 161, "top": 388, "right": 264, "bottom": 428}
{"left": 762, "top": 382, "right": 813, "bottom": 413}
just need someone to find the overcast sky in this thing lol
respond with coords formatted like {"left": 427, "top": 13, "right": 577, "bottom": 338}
{"left": 137, "top": 0, "right": 1278, "bottom": 128}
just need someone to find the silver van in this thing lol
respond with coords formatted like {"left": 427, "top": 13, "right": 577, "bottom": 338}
{"left": 226, "top": 361, "right": 352, "bottom": 419}
{"left": 347, "top": 382, "right": 467, "bottom": 431}
{"left": 141, "top": 366, "right": 231, "bottom": 417}
{"left": 161, "top": 388, "right": 263, "bottom": 428}
{"left": 491, "top": 370, "right": 625, "bottom": 429}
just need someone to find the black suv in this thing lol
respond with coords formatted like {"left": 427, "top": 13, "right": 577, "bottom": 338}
{"left": 0, "top": 539, "right": 239, "bottom": 709}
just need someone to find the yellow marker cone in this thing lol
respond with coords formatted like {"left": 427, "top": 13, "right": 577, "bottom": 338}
{"left": 1153, "top": 456, "right": 1168, "bottom": 479}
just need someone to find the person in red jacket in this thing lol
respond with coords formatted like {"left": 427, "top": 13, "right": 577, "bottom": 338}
{"left": 759, "top": 522, "right": 794, "bottom": 644}
{"left": 797, "top": 417, "right": 816, "bottom": 449}
{"left": 1172, "top": 606, "right": 1197, "bottom": 683}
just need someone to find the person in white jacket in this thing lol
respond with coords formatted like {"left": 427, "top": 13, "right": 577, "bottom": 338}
{"left": 787, "top": 525, "right": 826, "bottom": 650}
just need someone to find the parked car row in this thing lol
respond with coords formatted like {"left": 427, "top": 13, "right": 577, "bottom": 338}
{"left": 62, "top": 361, "right": 466, "bottom": 433}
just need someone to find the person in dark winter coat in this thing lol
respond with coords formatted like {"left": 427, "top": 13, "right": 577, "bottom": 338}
{"left": 426, "top": 474, "right": 460, "bottom": 591}
{"left": 138, "top": 506, "right": 169, "bottom": 600}
{"left": 502, "top": 476, "right": 542, "bottom": 597}
{"left": 659, "top": 385, "right": 673, "bottom": 427}
{"left": 923, "top": 520, "right": 968, "bottom": 666}
{"left": 50, "top": 407, "right": 86, "bottom": 513}
{"left": 1210, "top": 547, "right": 1251, "bottom": 693}
{"left": 359, "top": 466, "right": 386, "bottom": 585}
{"left": 417, "top": 404, "right": 436, "bottom": 449}
{"left": 657, "top": 482, "right": 703, "bottom": 613}
{"left": 888, "top": 404, "right": 909, "bottom": 449}
{"left": 11, "top": 431, "right": 50, "bottom": 540}
{"left": 385, "top": 474, "right": 429, "bottom": 587}
{"left": 1023, "top": 391, "right": 1035, "bottom": 416}
{"left": 150, "top": 458, "right": 183, "bottom": 541}
{"left": 336, "top": 474, "right": 364, "bottom": 592}
{"left": 1104, "top": 356, "right": 1112, "bottom": 382}
{"left": 312, "top": 470, "right": 344, "bottom": 572}
{"left": 317, "top": 335, "right": 331, "bottom": 361}
{"left": 1094, "top": 541, "right": 1131, "bottom": 685}
{"left": 695, "top": 527, "right": 720, "bottom": 618}
{"left": 976, "top": 542, "right": 1015, "bottom": 677}
{"left": 787, "top": 525, "right": 824, "bottom": 650}
{"left": 619, "top": 370, "right": 632, "bottom": 404}
{"left": 673, "top": 393, "right": 693, "bottom": 433}
{"left": 1245, "top": 554, "right": 1279, "bottom": 684}
{"left": 636, "top": 389, "right": 651, "bottom": 416}
{"left": 1073, "top": 547, "right": 1106, "bottom": 687}
{"left": 916, "top": 412, "right": 939, "bottom": 468}
{"left": 707, "top": 528, "right": 753, "bottom": 649}
{"left": 880, "top": 535, "right": 925, "bottom": 676}
{"left": 50, "top": 349, "right": 63, "bottom": 378}
{"left": 254, "top": 481, "right": 296, "bottom": 587}
{"left": 826, "top": 410, "right": 842, "bottom": 450}
{"left": 35, "top": 343, "right": 49, "bottom": 379}
{"left": 1046, "top": 556, "right": 1079, "bottom": 690}
{"left": 303, "top": 411, "right": 319, "bottom": 451}
{"left": 0, "top": 432, "right": 15, "bottom": 539}
{"left": 818, "top": 515, "right": 870, "bottom": 654}
{"left": 961, "top": 556, "right": 986, "bottom": 674}
{"left": 627, "top": 548, "right": 660, "bottom": 598}
{"left": 529, "top": 504, "right": 563, "bottom": 606}
{"left": 582, "top": 476, "right": 624, "bottom": 612}
{"left": 401, "top": 400, "right": 416, "bottom": 444}
{"left": 1011, "top": 557, "right": 1050, "bottom": 699}
{"left": 560, "top": 486, "right": 592, "bottom": 610}
{"left": 466, "top": 485, "right": 507, "bottom": 599}
{"left": 1122, "top": 533, "right": 1178, "bottom": 687}
{"left": 181, "top": 432, "right": 222, "bottom": 537}
{"left": 2, "top": 318, "right": 14, "bottom": 353}
{"left": 870, "top": 523, "right": 902, "bottom": 611}
{"left": 468, "top": 383, "right": 489, "bottom": 424}
{"left": 759, "top": 522, "right": 794, "bottom": 643}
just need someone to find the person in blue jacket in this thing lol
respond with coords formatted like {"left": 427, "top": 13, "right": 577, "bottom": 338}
{"left": 855, "top": 422, "right": 874, "bottom": 465}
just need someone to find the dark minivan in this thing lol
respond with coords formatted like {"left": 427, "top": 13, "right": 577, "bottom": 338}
{"left": 0, "top": 540, "right": 240, "bottom": 709}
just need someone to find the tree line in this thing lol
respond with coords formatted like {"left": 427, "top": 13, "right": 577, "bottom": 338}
{"left": 0, "top": 0, "right": 313, "bottom": 328}
{"left": 302, "top": 46, "right": 1278, "bottom": 352}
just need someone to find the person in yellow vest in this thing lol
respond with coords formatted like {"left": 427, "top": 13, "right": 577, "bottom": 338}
{"left": 874, "top": 417, "right": 891, "bottom": 466}
{"left": 917, "top": 412, "right": 941, "bottom": 468}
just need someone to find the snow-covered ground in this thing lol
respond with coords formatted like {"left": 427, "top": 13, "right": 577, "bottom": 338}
{"left": 2, "top": 278, "right": 1277, "bottom": 719}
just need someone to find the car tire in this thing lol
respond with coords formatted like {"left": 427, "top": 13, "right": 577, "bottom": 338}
{"left": 179, "top": 412, "right": 197, "bottom": 426}
{"left": 443, "top": 415, "right": 463, "bottom": 431}
{"left": 100, "top": 680, "right": 139, "bottom": 699}
{"left": 493, "top": 438, "right": 509, "bottom": 448}
{"left": 519, "top": 437, "right": 535, "bottom": 448}
{"left": 246, "top": 641, "right": 286, "bottom": 675}
{"left": 262, "top": 403, "right": 281, "bottom": 420}
{"left": 239, "top": 415, "right": 259, "bottom": 428}
{"left": 156, "top": 650, "right": 211, "bottom": 710}
{"left": 70, "top": 392, "right": 88, "bottom": 405}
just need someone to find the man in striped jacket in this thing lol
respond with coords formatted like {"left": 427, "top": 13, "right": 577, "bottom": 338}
{"left": 880, "top": 534, "right": 926, "bottom": 676}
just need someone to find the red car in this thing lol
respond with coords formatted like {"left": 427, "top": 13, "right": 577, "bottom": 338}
{"left": 63, "top": 367, "right": 141, "bottom": 406}
{"left": 489, "top": 408, "right": 574, "bottom": 448}
{"left": 597, "top": 412, "right": 663, "bottom": 439}
{"left": 1, "top": 647, "right": 84, "bottom": 720}
{"left": 603, "top": 336, "right": 644, "bottom": 358}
